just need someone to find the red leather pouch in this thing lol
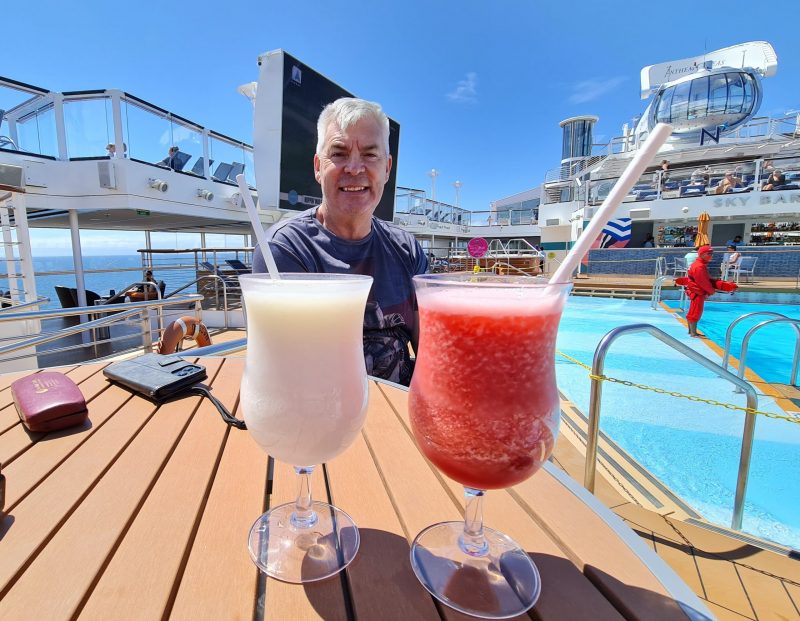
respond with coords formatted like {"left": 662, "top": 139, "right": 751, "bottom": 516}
{"left": 11, "top": 372, "right": 88, "bottom": 432}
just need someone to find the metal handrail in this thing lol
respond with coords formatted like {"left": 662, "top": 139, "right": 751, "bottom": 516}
{"left": 185, "top": 337, "right": 247, "bottom": 358}
{"left": 721, "top": 312, "right": 798, "bottom": 370}
{"left": 732, "top": 318, "right": 800, "bottom": 391}
{"left": 168, "top": 275, "right": 235, "bottom": 328}
{"left": 650, "top": 276, "right": 669, "bottom": 309}
{"left": 584, "top": 323, "right": 758, "bottom": 531}
{"left": 0, "top": 295, "right": 203, "bottom": 361}
{"left": 0, "top": 296, "right": 49, "bottom": 313}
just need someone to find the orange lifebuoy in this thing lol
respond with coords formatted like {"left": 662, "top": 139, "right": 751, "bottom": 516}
{"left": 157, "top": 316, "right": 212, "bottom": 354}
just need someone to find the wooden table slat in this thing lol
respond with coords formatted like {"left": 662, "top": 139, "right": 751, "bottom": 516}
{"left": 0, "top": 363, "right": 116, "bottom": 468}
{"left": 0, "top": 358, "right": 223, "bottom": 617}
{"left": 170, "top": 360, "right": 268, "bottom": 621}
{"left": 325, "top": 385, "right": 442, "bottom": 621}
{"left": 376, "top": 382, "right": 629, "bottom": 621}
{"left": 261, "top": 452, "right": 349, "bottom": 619}
{"left": 77, "top": 358, "right": 237, "bottom": 619}
{"left": 0, "top": 362, "right": 714, "bottom": 621}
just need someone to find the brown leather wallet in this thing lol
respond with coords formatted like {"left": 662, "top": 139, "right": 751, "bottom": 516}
{"left": 11, "top": 371, "right": 88, "bottom": 432}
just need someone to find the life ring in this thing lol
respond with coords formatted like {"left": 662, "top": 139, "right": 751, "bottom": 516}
{"left": 157, "top": 316, "right": 212, "bottom": 354}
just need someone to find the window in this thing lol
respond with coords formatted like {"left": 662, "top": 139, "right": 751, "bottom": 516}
{"left": 687, "top": 76, "right": 709, "bottom": 120}
{"left": 669, "top": 81, "right": 691, "bottom": 120}
{"left": 726, "top": 73, "right": 744, "bottom": 114}
{"left": 708, "top": 74, "right": 727, "bottom": 114}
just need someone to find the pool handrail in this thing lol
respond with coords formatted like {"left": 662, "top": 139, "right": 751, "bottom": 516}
{"left": 722, "top": 311, "right": 799, "bottom": 371}
{"left": 650, "top": 275, "right": 669, "bottom": 309}
{"left": 585, "top": 323, "right": 758, "bottom": 531}
{"left": 732, "top": 318, "right": 800, "bottom": 391}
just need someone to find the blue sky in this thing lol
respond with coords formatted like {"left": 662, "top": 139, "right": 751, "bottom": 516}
{"left": 6, "top": 1, "right": 800, "bottom": 254}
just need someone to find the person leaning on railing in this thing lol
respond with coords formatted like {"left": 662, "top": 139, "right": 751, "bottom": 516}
{"left": 714, "top": 171, "right": 743, "bottom": 194}
{"left": 761, "top": 169, "right": 786, "bottom": 191}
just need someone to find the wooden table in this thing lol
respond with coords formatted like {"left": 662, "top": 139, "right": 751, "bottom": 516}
{"left": 0, "top": 358, "right": 714, "bottom": 620}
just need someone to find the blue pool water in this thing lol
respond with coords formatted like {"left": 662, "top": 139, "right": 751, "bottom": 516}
{"left": 555, "top": 297, "right": 800, "bottom": 549}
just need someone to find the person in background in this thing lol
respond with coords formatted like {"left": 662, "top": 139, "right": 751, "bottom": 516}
{"left": 726, "top": 235, "right": 743, "bottom": 246}
{"left": 653, "top": 159, "right": 669, "bottom": 190}
{"left": 106, "top": 142, "right": 128, "bottom": 158}
{"left": 253, "top": 97, "right": 428, "bottom": 385}
{"left": 720, "top": 245, "right": 741, "bottom": 278}
{"left": 690, "top": 165, "right": 710, "bottom": 185}
{"left": 714, "top": 171, "right": 743, "bottom": 194}
{"left": 159, "top": 146, "right": 180, "bottom": 169}
{"left": 642, "top": 234, "right": 655, "bottom": 248}
{"left": 762, "top": 169, "right": 786, "bottom": 191}
{"left": 685, "top": 245, "right": 718, "bottom": 337}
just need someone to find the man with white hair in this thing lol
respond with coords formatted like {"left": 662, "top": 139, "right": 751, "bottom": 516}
{"left": 254, "top": 98, "right": 428, "bottom": 385}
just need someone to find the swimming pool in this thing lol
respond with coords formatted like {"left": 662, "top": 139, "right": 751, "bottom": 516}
{"left": 556, "top": 297, "right": 800, "bottom": 550}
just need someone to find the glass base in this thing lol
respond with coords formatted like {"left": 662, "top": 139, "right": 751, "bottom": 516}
{"left": 410, "top": 521, "right": 541, "bottom": 619}
{"left": 247, "top": 500, "right": 360, "bottom": 583}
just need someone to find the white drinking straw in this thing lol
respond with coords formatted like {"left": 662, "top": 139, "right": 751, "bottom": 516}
{"left": 548, "top": 123, "right": 673, "bottom": 285}
{"left": 236, "top": 174, "right": 281, "bottom": 280}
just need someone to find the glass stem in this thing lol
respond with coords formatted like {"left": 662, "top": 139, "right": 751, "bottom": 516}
{"left": 290, "top": 466, "right": 319, "bottom": 529}
{"left": 459, "top": 487, "right": 489, "bottom": 556}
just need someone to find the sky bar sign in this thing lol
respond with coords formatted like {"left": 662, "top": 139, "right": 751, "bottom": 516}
{"left": 639, "top": 41, "right": 778, "bottom": 99}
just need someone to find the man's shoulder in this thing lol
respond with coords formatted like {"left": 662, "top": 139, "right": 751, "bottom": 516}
{"left": 267, "top": 208, "right": 318, "bottom": 241}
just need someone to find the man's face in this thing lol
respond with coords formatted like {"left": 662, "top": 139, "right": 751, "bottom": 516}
{"left": 700, "top": 252, "right": 713, "bottom": 263}
{"left": 314, "top": 117, "right": 392, "bottom": 219}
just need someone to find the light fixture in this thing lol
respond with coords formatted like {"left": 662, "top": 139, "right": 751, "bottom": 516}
{"left": 197, "top": 189, "right": 214, "bottom": 201}
{"left": 148, "top": 178, "right": 168, "bottom": 192}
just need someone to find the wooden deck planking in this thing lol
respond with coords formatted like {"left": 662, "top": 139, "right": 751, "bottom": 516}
{"left": 76, "top": 358, "right": 235, "bottom": 619}
{"left": 736, "top": 565, "right": 799, "bottom": 620}
{"left": 170, "top": 362, "right": 267, "bottom": 621}
{"left": 513, "top": 471, "right": 692, "bottom": 620}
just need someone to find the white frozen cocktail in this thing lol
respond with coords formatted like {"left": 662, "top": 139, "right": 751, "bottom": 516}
{"left": 239, "top": 273, "right": 372, "bottom": 583}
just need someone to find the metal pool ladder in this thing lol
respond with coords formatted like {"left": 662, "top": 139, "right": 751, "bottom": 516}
{"left": 583, "top": 323, "right": 758, "bottom": 531}
{"left": 721, "top": 311, "right": 800, "bottom": 391}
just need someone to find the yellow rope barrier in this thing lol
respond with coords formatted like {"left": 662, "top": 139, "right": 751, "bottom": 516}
{"left": 557, "top": 351, "right": 800, "bottom": 425}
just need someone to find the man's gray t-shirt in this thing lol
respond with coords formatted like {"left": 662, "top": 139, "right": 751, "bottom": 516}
{"left": 253, "top": 208, "right": 428, "bottom": 385}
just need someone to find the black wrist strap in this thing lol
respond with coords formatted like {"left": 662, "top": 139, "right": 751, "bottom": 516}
{"left": 187, "top": 384, "right": 247, "bottom": 430}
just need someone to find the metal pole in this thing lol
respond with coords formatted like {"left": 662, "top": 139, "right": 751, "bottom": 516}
{"left": 737, "top": 318, "right": 800, "bottom": 389}
{"left": 68, "top": 210, "right": 88, "bottom": 308}
{"left": 583, "top": 323, "right": 759, "bottom": 531}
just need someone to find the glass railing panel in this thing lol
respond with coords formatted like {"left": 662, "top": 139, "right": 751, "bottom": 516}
{"left": 122, "top": 99, "right": 172, "bottom": 165}
{"left": 16, "top": 103, "right": 58, "bottom": 156}
{"left": 168, "top": 117, "right": 203, "bottom": 174}
{"left": 208, "top": 134, "right": 249, "bottom": 184}
{"left": 64, "top": 97, "right": 114, "bottom": 158}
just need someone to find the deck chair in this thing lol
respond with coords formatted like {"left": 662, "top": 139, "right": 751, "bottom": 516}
{"left": 55, "top": 285, "right": 78, "bottom": 308}
{"left": 672, "top": 257, "right": 688, "bottom": 278}
{"left": 190, "top": 157, "right": 214, "bottom": 176}
{"left": 225, "top": 259, "right": 251, "bottom": 274}
{"left": 730, "top": 256, "right": 757, "bottom": 283}
{"left": 227, "top": 162, "right": 245, "bottom": 182}
{"left": 172, "top": 151, "right": 191, "bottom": 172}
{"left": 200, "top": 261, "right": 239, "bottom": 284}
{"left": 212, "top": 162, "right": 233, "bottom": 182}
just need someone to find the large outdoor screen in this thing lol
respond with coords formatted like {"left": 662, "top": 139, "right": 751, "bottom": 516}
{"left": 254, "top": 50, "right": 399, "bottom": 221}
